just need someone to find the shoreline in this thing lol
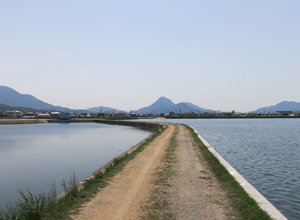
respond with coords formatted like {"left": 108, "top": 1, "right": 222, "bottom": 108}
{"left": 0, "top": 119, "right": 48, "bottom": 125}
{"left": 189, "top": 125, "right": 287, "bottom": 220}
{"left": 0, "top": 120, "right": 287, "bottom": 219}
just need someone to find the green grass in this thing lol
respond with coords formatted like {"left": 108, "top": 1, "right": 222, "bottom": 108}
{"left": 0, "top": 174, "right": 79, "bottom": 220}
{"left": 142, "top": 126, "right": 178, "bottom": 220}
{"left": 0, "top": 120, "right": 47, "bottom": 125}
{"left": 185, "top": 125, "right": 272, "bottom": 220}
{"left": 0, "top": 125, "right": 167, "bottom": 220}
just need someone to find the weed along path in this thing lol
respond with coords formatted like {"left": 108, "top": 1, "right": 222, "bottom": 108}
{"left": 72, "top": 124, "right": 255, "bottom": 220}
{"left": 167, "top": 125, "right": 239, "bottom": 219}
{"left": 72, "top": 124, "right": 176, "bottom": 220}
{"left": 142, "top": 124, "right": 239, "bottom": 220}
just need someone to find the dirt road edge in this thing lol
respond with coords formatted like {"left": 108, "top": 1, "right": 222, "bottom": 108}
{"left": 187, "top": 125, "right": 287, "bottom": 220}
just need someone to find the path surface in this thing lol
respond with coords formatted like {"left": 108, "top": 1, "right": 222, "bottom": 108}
{"left": 72, "top": 124, "right": 176, "bottom": 220}
{"left": 72, "top": 124, "right": 238, "bottom": 220}
{"left": 168, "top": 125, "right": 238, "bottom": 219}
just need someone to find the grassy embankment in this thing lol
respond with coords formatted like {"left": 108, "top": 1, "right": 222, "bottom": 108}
{"left": 0, "top": 122, "right": 274, "bottom": 220}
{"left": 167, "top": 116, "right": 300, "bottom": 119}
{"left": 185, "top": 125, "right": 272, "bottom": 220}
{"left": 71, "top": 117, "right": 139, "bottom": 120}
{"left": 0, "top": 125, "right": 166, "bottom": 220}
{"left": 0, "top": 120, "right": 48, "bottom": 125}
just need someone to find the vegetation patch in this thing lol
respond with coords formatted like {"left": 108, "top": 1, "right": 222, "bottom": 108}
{"left": 0, "top": 120, "right": 47, "bottom": 125}
{"left": 142, "top": 126, "right": 178, "bottom": 220}
{"left": 185, "top": 125, "right": 272, "bottom": 220}
{"left": 0, "top": 125, "right": 166, "bottom": 220}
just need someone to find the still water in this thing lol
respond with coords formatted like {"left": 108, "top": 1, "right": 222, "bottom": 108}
{"left": 0, "top": 123, "right": 151, "bottom": 210}
{"left": 139, "top": 118, "right": 300, "bottom": 220}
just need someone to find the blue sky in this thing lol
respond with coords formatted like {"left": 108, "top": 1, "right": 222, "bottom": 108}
{"left": 1, "top": 1, "right": 299, "bottom": 112}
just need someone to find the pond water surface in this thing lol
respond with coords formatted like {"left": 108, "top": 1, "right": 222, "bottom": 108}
{"left": 139, "top": 118, "right": 300, "bottom": 220}
{"left": 0, "top": 123, "right": 151, "bottom": 210}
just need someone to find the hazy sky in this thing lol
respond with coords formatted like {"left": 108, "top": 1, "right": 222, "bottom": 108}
{"left": 1, "top": 1, "right": 299, "bottom": 112}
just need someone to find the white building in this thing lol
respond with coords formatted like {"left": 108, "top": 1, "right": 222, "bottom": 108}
{"left": 5, "top": 110, "right": 23, "bottom": 117}
{"left": 50, "top": 112, "right": 60, "bottom": 117}
{"left": 104, "top": 111, "right": 115, "bottom": 117}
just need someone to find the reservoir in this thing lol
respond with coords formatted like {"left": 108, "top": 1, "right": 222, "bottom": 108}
{"left": 139, "top": 118, "right": 300, "bottom": 220}
{"left": 0, "top": 122, "right": 151, "bottom": 210}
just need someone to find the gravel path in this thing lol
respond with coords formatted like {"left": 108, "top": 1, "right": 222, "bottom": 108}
{"left": 168, "top": 125, "right": 239, "bottom": 219}
{"left": 72, "top": 123, "right": 239, "bottom": 220}
{"left": 72, "top": 124, "right": 176, "bottom": 220}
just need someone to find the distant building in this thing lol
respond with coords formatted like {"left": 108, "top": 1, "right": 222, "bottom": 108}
{"left": 247, "top": 113, "right": 260, "bottom": 117}
{"left": 169, "top": 111, "right": 176, "bottom": 116}
{"left": 275, "top": 111, "right": 293, "bottom": 116}
{"left": 50, "top": 112, "right": 60, "bottom": 117}
{"left": 23, "top": 112, "right": 35, "bottom": 116}
{"left": 104, "top": 111, "right": 115, "bottom": 117}
{"left": 69, "top": 113, "right": 76, "bottom": 118}
{"left": 96, "top": 112, "right": 105, "bottom": 117}
{"left": 184, "top": 112, "right": 197, "bottom": 117}
{"left": 217, "top": 111, "right": 234, "bottom": 117}
{"left": 23, "top": 112, "right": 35, "bottom": 118}
{"left": 60, "top": 113, "right": 70, "bottom": 119}
{"left": 6, "top": 110, "right": 23, "bottom": 117}
{"left": 295, "top": 111, "right": 300, "bottom": 116}
{"left": 198, "top": 112, "right": 210, "bottom": 117}
{"left": 36, "top": 113, "right": 50, "bottom": 118}
{"left": 115, "top": 112, "right": 126, "bottom": 117}
{"left": 270, "top": 112, "right": 282, "bottom": 117}
{"left": 79, "top": 112, "right": 87, "bottom": 117}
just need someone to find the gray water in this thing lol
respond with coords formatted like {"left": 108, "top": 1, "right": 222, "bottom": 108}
{"left": 0, "top": 123, "right": 151, "bottom": 210}
{"left": 138, "top": 118, "right": 300, "bottom": 220}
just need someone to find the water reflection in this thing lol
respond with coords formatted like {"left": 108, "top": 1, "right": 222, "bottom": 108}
{"left": 0, "top": 123, "right": 151, "bottom": 209}
{"left": 138, "top": 118, "right": 300, "bottom": 220}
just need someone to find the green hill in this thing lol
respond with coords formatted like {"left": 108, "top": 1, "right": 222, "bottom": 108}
{"left": 0, "top": 103, "right": 46, "bottom": 113}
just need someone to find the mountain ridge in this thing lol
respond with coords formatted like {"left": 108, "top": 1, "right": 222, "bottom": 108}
{"left": 0, "top": 86, "right": 73, "bottom": 112}
{"left": 2, "top": 85, "right": 300, "bottom": 114}
{"left": 86, "top": 106, "right": 128, "bottom": 113}
{"left": 135, "top": 97, "right": 175, "bottom": 114}
{"left": 135, "top": 97, "right": 210, "bottom": 114}
{"left": 252, "top": 101, "right": 300, "bottom": 113}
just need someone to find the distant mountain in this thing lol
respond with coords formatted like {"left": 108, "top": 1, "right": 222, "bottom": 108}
{"left": 252, "top": 101, "right": 300, "bottom": 113}
{"left": 1, "top": 86, "right": 213, "bottom": 114}
{"left": 135, "top": 97, "right": 210, "bottom": 114}
{"left": 136, "top": 97, "right": 175, "bottom": 114}
{"left": 0, "top": 103, "right": 47, "bottom": 112}
{"left": 0, "top": 86, "right": 73, "bottom": 112}
{"left": 86, "top": 106, "right": 127, "bottom": 113}
{"left": 182, "top": 102, "right": 210, "bottom": 112}
{"left": 166, "top": 102, "right": 210, "bottom": 114}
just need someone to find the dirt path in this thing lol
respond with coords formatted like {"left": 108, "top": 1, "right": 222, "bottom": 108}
{"left": 72, "top": 124, "right": 238, "bottom": 220}
{"left": 168, "top": 125, "right": 239, "bottom": 219}
{"left": 72, "top": 124, "right": 176, "bottom": 220}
